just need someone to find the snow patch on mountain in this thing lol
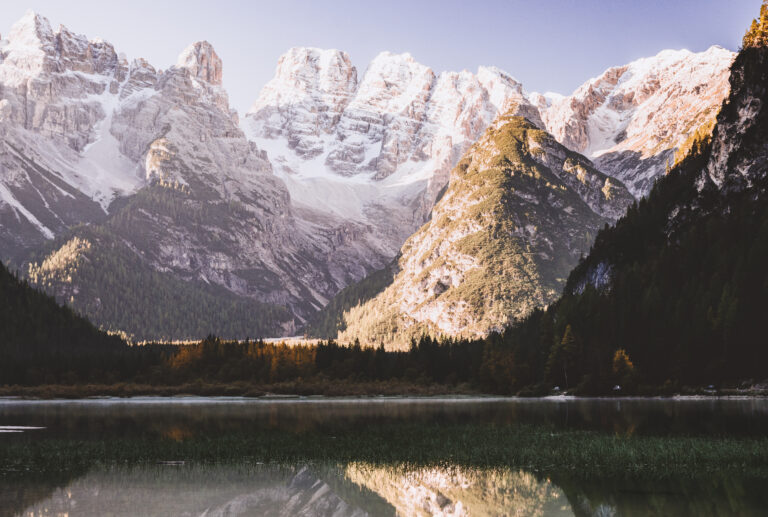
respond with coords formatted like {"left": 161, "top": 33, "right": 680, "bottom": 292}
{"left": 72, "top": 88, "right": 144, "bottom": 208}
{"left": 0, "top": 180, "right": 54, "bottom": 238}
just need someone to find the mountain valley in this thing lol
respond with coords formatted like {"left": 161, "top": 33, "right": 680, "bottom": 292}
{"left": 0, "top": 10, "right": 737, "bottom": 341}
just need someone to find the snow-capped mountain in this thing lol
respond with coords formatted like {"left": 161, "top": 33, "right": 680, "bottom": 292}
{"left": 533, "top": 46, "right": 734, "bottom": 197}
{"left": 0, "top": 11, "right": 143, "bottom": 261}
{"left": 244, "top": 45, "right": 734, "bottom": 267}
{"left": 244, "top": 47, "right": 544, "bottom": 256}
{"left": 0, "top": 10, "right": 738, "bottom": 339}
{"left": 0, "top": 12, "right": 378, "bottom": 337}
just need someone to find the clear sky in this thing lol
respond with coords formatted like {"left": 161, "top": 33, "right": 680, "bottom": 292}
{"left": 1, "top": 1, "right": 762, "bottom": 113}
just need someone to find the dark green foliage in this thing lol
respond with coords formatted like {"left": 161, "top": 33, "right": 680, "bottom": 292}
{"left": 547, "top": 156, "right": 768, "bottom": 385}
{"left": 0, "top": 259, "right": 131, "bottom": 384}
{"left": 304, "top": 258, "right": 398, "bottom": 338}
{"left": 483, "top": 41, "right": 768, "bottom": 392}
{"left": 26, "top": 225, "right": 292, "bottom": 341}
{"left": 545, "top": 324, "right": 579, "bottom": 389}
{"left": 0, "top": 260, "right": 122, "bottom": 352}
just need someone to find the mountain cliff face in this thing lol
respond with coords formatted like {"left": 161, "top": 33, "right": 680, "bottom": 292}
{"left": 328, "top": 115, "right": 633, "bottom": 347}
{"left": 0, "top": 11, "right": 139, "bottom": 262}
{"left": 244, "top": 47, "right": 544, "bottom": 257}
{"left": 533, "top": 46, "right": 734, "bottom": 197}
{"left": 0, "top": 12, "right": 354, "bottom": 337}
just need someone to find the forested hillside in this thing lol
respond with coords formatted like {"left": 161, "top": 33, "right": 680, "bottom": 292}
{"left": 26, "top": 222, "right": 293, "bottom": 341}
{"left": 0, "top": 259, "right": 131, "bottom": 384}
{"left": 305, "top": 259, "right": 399, "bottom": 339}
{"left": 480, "top": 26, "right": 768, "bottom": 392}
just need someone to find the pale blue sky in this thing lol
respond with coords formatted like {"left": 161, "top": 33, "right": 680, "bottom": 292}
{"left": 1, "top": 1, "right": 761, "bottom": 113}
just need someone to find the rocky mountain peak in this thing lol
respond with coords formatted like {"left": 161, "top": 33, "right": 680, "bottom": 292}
{"left": 358, "top": 51, "right": 435, "bottom": 105}
{"left": 7, "top": 10, "right": 54, "bottom": 48}
{"left": 272, "top": 47, "right": 357, "bottom": 92}
{"left": 1, "top": 11, "right": 56, "bottom": 82}
{"left": 246, "top": 46, "right": 357, "bottom": 142}
{"left": 176, "top": 40, "right": 223, "bottom": 85}
{"left": 1, "top": 11, "right": 121, "bottom": 87}
{"left": 367, "top": 50, "right": 420, "bottom": 69}
{"left": 536, "top": 45, "right": 734, "bottom": 197}
{"left": 476, "top": 66, "right": 524, "bottom": 97}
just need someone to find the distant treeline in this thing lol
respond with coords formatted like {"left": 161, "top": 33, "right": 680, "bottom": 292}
{"left": 0, "top": 328, "right": 759, "bottom": 396}
{"left": 0, "top": 332, "right": 493, "bottom": 392}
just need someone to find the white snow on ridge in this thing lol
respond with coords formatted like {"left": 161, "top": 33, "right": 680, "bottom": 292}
{"left": 244, "top": 122, "right": 430, "bottom": 222}
{"left": 0, "top": 181, "right": 54, "bottom": 238}
{"left": 73, "top": 89, "right": 145, "bottom": 209}
{"left": 534, "top": 45, "right": 734, "bottom": 197}
{"left": 585, "top": 103, "right": 631, "bottom": 158}
{"left": 556, "top": 46, "right": 732, "bottom": 160}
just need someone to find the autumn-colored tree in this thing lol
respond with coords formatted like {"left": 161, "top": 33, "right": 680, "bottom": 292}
{"left": 612, "top": 349, "right": 634, "bottom": 383}
{"left": 743, "top": 1, "right": 768, "bottom": 48}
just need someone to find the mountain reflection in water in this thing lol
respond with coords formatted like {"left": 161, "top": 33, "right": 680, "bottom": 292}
{"left": 19, "top": 463, "right": 573, "bottom": 517}
{"left": 3, "top": 397, "right": 768, "bottom": 516}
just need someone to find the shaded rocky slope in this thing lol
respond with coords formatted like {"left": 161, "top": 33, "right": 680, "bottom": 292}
{"left": 26, "top": 227, "right": 293, "bottom": 340}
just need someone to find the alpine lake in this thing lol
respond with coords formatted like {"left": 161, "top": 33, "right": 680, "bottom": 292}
{"left": 1, "top": 396, "right": 767, "bottom": 516}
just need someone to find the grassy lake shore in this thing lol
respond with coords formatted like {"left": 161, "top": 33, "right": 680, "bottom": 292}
{"left": 2, "top": 423, "right": 767, "bottom": 480}
{"left": 1, "top": 381, "right": 767, "bottom": 399}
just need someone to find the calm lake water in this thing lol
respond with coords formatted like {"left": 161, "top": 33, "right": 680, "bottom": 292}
{"left": 1, "top": 396, "right": 767, "bottom": 516}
